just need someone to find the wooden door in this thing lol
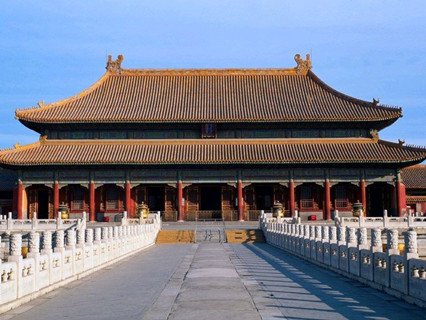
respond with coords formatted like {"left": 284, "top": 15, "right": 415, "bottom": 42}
{"left": 28, "top": 188, "right": 37, "bottom": 219}
{"left": 186, "top": 186, "right": 199, "bottom": 212}
{"left": 221, "top": 186, "right": 234, "bottom": 211}
{"left": 244, "top": 187, "right": 256, "bottom": 211}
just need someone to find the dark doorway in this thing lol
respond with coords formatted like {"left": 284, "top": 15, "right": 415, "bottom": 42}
{"left": 367, "top": 183, "right": 394, "bottom": 217}
{"left": 200, "top": 186, "right": 221, "bottom": 210}
{"left": 147, "top": 186, "right": 165, "bottom": 212}
{"left": 38, "top": 189, "right": 49, "bottom": 219}
{"left": 255, "top": 185, "right": 273, "bottom": 210}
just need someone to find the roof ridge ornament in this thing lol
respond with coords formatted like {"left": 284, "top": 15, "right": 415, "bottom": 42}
{"left": 370, "top": 129, "right": 379, "bottom": 142}
{"left": 294, "top": 53, "right": 312, "bottom": 75}
{"left": 372, "top": 98, "right": 380, "bottom": 106}
{"left": 106, "top": 54, "right": 124, "bottom": 74}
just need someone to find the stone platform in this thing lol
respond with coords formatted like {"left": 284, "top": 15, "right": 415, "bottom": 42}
{"left": 1, "top": 243, "right": 424, "bottom": 319}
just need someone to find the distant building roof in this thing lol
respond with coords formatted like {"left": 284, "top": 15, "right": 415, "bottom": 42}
{"left": 15, "top": 55, "right": 401, "bottom": 125}
{"left": 402, "top": 165, "right": 426, "bottom": 189}
{"left": 0, "top": 138, "right": 425, "bottom": 167}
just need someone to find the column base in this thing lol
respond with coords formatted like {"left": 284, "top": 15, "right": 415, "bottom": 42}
{"left": 178, "top": 220, "right": 185, "bottom": 223}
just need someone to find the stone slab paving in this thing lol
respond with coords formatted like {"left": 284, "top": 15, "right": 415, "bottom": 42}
{"left": 164, "top": 243, "right": 262, "bottom": 320}
{"left": 1, "top": 242, "right": 425, "bottom": 320}
{"left": 0, "top": 245, "right": 193, "bottom": 320}
{"left": 230, "top": 243, "right": 426, "bottom": 320}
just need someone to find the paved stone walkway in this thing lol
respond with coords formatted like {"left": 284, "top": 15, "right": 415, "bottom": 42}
{"left": 1, "top": 243, "right": 424, "bottom": 319}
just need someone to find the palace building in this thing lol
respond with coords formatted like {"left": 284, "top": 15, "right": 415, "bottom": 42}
{"left": 1, "top": 54, "right": 425, "bottom": 222}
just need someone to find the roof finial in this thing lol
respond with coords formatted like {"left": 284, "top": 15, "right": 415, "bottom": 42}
{"left": 106, "top": 54, "right": 124, "bottom": 73}
{"left": 372, "top": 98, "right": 380, "bottom": 106}
{"left": 398, "top": 139, "right": 405, "bottom": 147}
{"left": 294, "top": 53, "right": 312, "bottom": 75}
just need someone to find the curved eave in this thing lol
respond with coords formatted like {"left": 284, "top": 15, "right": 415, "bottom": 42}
{"left": 1, "top": 138, "right": 425, "bottom": 168}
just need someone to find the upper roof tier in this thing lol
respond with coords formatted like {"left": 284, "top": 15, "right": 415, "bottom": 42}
{"left": 15, "top": 54, "right": 402, "bottom": 126}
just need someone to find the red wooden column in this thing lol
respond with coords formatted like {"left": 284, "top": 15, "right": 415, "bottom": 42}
{"left": 237, "top": 180, "right": 244, "bottom": 221}
{"left": 396, "top": 180, "right": 406, "bottom": 217}
{"left": 177, "top": 181, "right": 184, "bottom": 222}
{"left": 89, "top": 181, "right": 95, "bottom": 222}
{"left": 125, "top": 181, "right": 132, "bottom": 217}
{"left": 53, "top": 181, "right": 59, "bottom": 219}
{"left": 359, "top": 179, "right": 367, "bottom": 216}
{"left": 324, "top": 179, "right": 331, "bottom": 220}
{"left": 17, "top": 180, "right": 24, "bottom": 219}
{"left": 289, "top": 180, "right": 295, "bottom": 217}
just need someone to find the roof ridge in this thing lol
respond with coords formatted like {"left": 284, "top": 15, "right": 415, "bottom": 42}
{"left": 115, "top": 67, "right": 303, "bottom": 76}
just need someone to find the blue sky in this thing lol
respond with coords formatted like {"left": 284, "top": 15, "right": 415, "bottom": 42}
{"left": 0, "top": 1, "right": 425, "bottom": 148}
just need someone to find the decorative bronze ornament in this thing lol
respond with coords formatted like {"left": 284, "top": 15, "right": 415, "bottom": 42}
{"left": 273, "top": 201, "right": 284, "bottom": 218}
{"left": 59, "top": 203, "right": 69, "bottom": 219}
{"left": 352, "top": 201, "right": 363, "bottom": 217}
{"left": 137, "top": 202, "right": 149, "bottom": 219}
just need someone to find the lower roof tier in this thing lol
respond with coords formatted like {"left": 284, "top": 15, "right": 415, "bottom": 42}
{"left": 0, "top": 138, "right": 425, "bottom": 167}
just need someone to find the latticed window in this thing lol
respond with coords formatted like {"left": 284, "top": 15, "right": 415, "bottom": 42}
{"left": 334, "top": 185, "right": 348, "bottom": 208}
{"left": 106, "top": 187, "right": 120, "bottom": 210}
{"left": 300, "top": 185, "right": 313, "bottom": 209}
{"left": 71, "top": 187, "right": 85, "bottom": 211}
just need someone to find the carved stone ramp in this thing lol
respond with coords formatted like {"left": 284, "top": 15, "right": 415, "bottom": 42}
{"left": 226, "top": 229, "right": 265, "bottom": 243}
{"left": 156, "top": 230, "right": 195, "bottom": 243}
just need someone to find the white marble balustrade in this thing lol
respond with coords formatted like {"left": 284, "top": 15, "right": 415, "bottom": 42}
{"left": 0, "top": 214, "right": 161, "bottom": 312}
{"left": 260, "top": 213, "right": 426, "bottom": 308}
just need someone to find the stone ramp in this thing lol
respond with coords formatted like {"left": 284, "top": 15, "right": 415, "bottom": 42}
{"left": 226, "top": 229, "right": 265, "bottom": 243}
{"left": 2, "top": 243, "right": 425, "bottom": 319}
{"left": 156, "top": 230, "right": 195, "bottom": 243}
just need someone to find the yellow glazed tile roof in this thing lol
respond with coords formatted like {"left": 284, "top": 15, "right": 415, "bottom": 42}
{"left": 0, "top": 138, "right": 424, "bottom": 166}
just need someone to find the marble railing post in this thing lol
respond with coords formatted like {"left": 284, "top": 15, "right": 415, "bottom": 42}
{"left": 404, "top": 228, "right": 418, "bottom": 260}
{"left": 28, "top": 231, "right": 40, "bottom": 256}
{"left": 322, "top": 226, "right": 329, "bottom": 242}
{"left": 66, "top": 229, "right": 76, "bottom": 250}
{"left": 77, "top": 228, "right": 85, "bottom": 248}
{"left": 54, "top": 230, "right": 65, "bottom": 253}
{"left": 298, "top": 224, "right": 304, "bottom": 254}
{"left": 310, "top": 226, "right": 315, "bottom": 240}
{"left": 337, "top": 226, "right": 345, "bottom": 245}
{"left": 113, "top": 226, "right": 119, "bottom": 240}
{"left": 41, "top": 231, "right": 52, "bottom": 254}
{"left": 8, "top": 233, "right": 22, "bottom": 262}
{"left": 387, "top": 229, "right": 399, "bottom": 255}
{"left": 371, "top": 228, "right": 382, "bottom": 253}
{"left": 85, "top": 229, "right": 94, "bottom": 246}
{"left": 347, "top": 227, "right": 357, "bottom": 248}
{"left": 357, "top": 227, "right": 368, "bottom": 250}
{"left": 329, "top": 226, "right": 337, "bottom": 244}
{"left": 101, "top": 227, "right": 108, "bottom": 243}
{"left": 94, "top": 228, "right": 102, "bottom": 245}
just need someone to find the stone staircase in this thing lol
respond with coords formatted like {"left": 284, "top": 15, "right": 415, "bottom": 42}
{"left": 225, "top": 229, "right": 265, "bottom": 243}
{"left": 156, "top": 230, "right": 195, "bottom": 244}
